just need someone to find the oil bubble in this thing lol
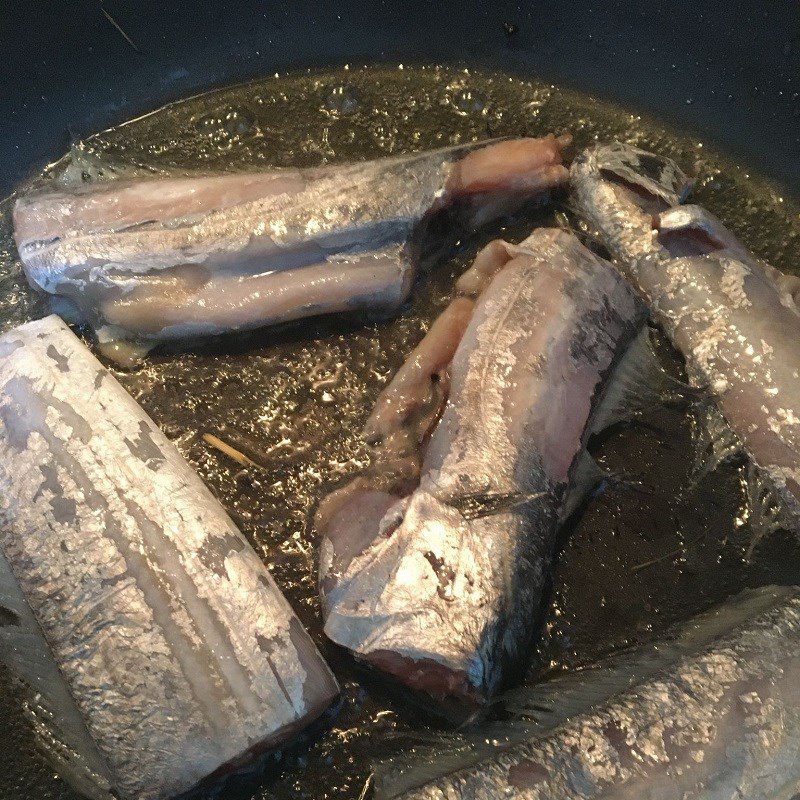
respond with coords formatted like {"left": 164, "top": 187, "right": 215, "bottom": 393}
{"left": 221, "top": 108, "right": 256, "bottom": 137}
{"left": 196, "top": 107, "right": 257, "bottom": 146}
{"left": 452, "top": 88, "right": 485, "bottom": 115}
{"left": 323, "top": 84, "right": 360, "bottom": 115}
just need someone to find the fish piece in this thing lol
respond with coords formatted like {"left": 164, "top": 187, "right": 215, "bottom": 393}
{"left": 317, "top": 228, "right": 645, "bottom": 704}
{"left": 571, "top": 143, "right": 800, "bottom": 552}
{"left": 14, "top": 136, "right": 570, "bottom": 362}
{"left": 373, "top": 584, "right": 800, "bottom": 800}
{"left": 569, "top": 141, "right": 692, "bottom": 264}
{"left": 654, "top": 205, "right": 800, "bottom": 309}
{"left": 639, "top": 221, "right": 800, "bottom": 551}
{"left": 0, "top": 316, "right": 339, "bottom": 800}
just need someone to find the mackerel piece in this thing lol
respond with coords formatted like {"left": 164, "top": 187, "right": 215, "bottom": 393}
{"left": 571, "top": 142, "right": 800, "bottom": 552}
{"left": 13, "top": 136, "right": 569, "bottom": 364}
{"left": 0, "top": 316, "right": 339, "bottom": 800}
{"left": 374, "top": 585, "right": 800, "bottom": 800}
{"left": 317, "top": 228, "right": 644, "bottom": 703}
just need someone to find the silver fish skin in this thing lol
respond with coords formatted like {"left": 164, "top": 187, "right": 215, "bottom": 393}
{"left": 569, "top": 141, "right": 692, "bottom": 265}
{"left": 13, "top": 136, "right": 570, "bottom": 361}
{"left": 317, "top": 228, "right": 644, "bottom": 703}
{"left": 571, "top": 143, "right": 800, "bottom": 543}
{"left": 653, "top": 204, "right": 800, "bottom": 310}
{"left": 374, "top": 585, "right": 800, "bottom": 800}
{"left": 0, "top": 316, "right": 339, "bottom": 800}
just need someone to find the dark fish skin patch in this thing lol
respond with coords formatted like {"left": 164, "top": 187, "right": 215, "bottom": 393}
{"left": 0, "top": 377, "right": 93, "bottom": 449}
{"left": 198, "top": 531, "right": 246, "bottom": 576}
{"left": 32, "top": 460, "right": 79, "bottom": 525}
{"left": 100, "top": 571, "right": 131, "bottom": 589}
{"left": 423, "top": 551, "right": 457, "bottom": 601}
{"left": 507, "top": 759, "right": 549, "bottom": 788}
{"left": 637, "top": 153, "right": 671, "bottom": 184}
{"left": 256, "top": 632, "right": 293, "bottom": 706}
{"left": 602, "top": 719, "right": 638, "bottom": 772}
{"left": 50, "top": 495, "right": 78, "bottom": 525}
{"left": 123, "top": 420, "right": 167, "bottom": 470}
{"left": 46, "top": 344, "right": 70, "bottom": 372}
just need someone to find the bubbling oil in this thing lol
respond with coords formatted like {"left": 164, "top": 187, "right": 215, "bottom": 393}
{"left": 0, "top": 65, "right": 798, "bottom": 800}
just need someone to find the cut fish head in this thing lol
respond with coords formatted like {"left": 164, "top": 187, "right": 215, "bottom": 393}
{"left": 579, "top": 142, "right": 692, "bottom": 207}
{"left": 570, "top": 142, "right": 692, "bottom": 268}
{"left": 320, "top": 481, "right": 536, "bottom": 704}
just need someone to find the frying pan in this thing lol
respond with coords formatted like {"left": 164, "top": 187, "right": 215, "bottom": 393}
{"left": 2, "top": 0, "right": 798, "bottom": 198}
{"left": 0, "top": 1, "right": 799, "bottom": 798}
